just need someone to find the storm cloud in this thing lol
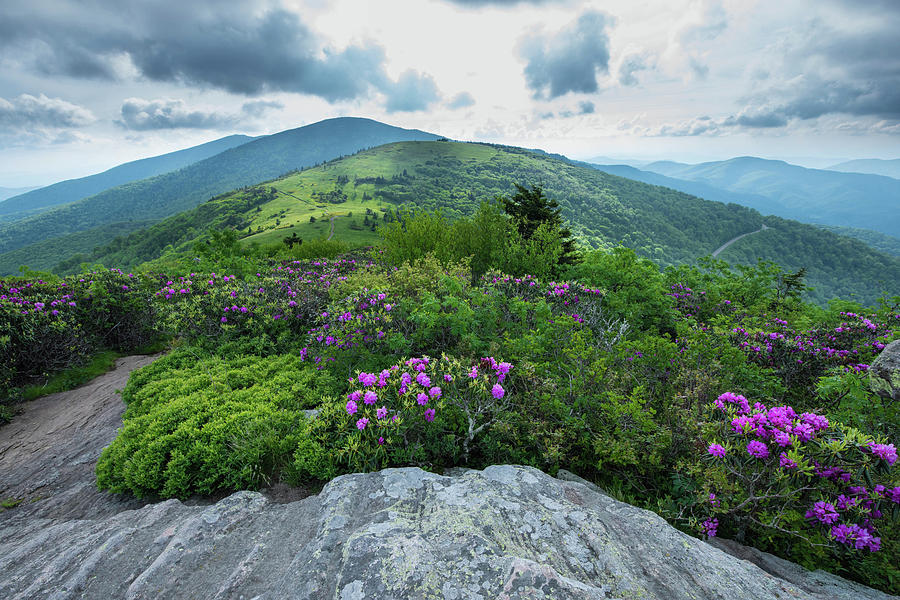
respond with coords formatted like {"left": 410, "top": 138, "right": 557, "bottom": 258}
{"left": 117, "top": 98, "right": 235, "bottom": 130}
{"left": 729, "top": 26, "right": 900, "bottom": 130}
{"left": 518, "top": 10, "right": 613, "bottom": 99}
{"left": 0, "top": 1, "right": 438, "bottom": 107}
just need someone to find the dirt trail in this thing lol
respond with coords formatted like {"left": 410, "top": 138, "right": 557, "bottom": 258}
{"left": 0, "top": 352, "right": 312, "bottom": 526}
{"left": 0, "top": 354, "right": 161, "bottom": 523}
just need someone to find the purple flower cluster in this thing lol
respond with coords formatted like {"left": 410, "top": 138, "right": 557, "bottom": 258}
{"left": 153, "top": 259, "right": 381, "bottom": 337}
{"left": 729, "top": 313, "right": 894, "bottom": 386}
{"left": 300, "top": 288, "right": 396, "bottom": 367}
{"left": 868, "top": 443, "right": 898, "bottom": 466}
{"left": 0, "top": 270, "right": 141, "bottom": 318}
{"left": 485, "top": 274, "right": 604, "bottom": 325}
{"left": 831, "top": 523, "right": 880, "bottom": 552}
{"left": 707, "top": 443, "right": 726, "bottom": 458}
{"left": 803, "top": 484, "right": 898, "bottom": 552}
{"left": 344, "top": 357, "right": 447, "bottom": 436}
{"left": 712, "top": 393, "right": 830, "bottom": 460}
{"left": 707, "top": 391, "right": 900, "bottom": 553}
{"left": 805, "top": 501, "right": 840, "bottom": 524}
{"left": 700, "top": 517, "right": 718, "bottom": 537}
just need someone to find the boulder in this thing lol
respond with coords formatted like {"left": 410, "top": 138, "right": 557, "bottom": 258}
{"left": 869, "top": 339, "right": 900, "bottom": 401}
{"left": 1, "top": 465, "right": 895, "bottom": 600}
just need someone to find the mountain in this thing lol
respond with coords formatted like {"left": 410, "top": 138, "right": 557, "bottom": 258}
{"left": 642, "top": 157, "right": 900, "bottom": 238}
{"left": 584, "top": 156, "right": 653, "bottom": 168}
{"left": 65, "top": 140, "right": 900, "bottom": 305}
{"left": 587, "top": 163, "right": 786, "bottom": 216}
{"left": 0, "top": 134, "right": 255, "bottom": 219}
{"left": 827, "top": 158, "right": 900, "bottom": 179}
{"left": 589, "top": 162, "right": 900, "bottom": 258}
{"left": 0, "top": 118, "right": 440, "bottom": 272}
{"left": 0, "top": 186, "right": 38, "bottom": 202}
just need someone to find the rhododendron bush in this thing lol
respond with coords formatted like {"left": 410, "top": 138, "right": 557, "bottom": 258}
{"left": 4, "top": 242, "right": 899, "bottom": 593}
{"left": 694, "top": 392, "right": 898, "bottom": 564}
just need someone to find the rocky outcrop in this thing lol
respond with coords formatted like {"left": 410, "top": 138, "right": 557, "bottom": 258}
{"left": 870, "top": 339, "right": 900, "bottom": 401}
{"left": 1, "top": 465, "right": 895, "bottom": 600}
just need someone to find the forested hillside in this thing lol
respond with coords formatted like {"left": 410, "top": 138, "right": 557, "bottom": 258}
{"left": 0, "top": 118, "right": 439, "bottom": 272}
{"left": 69, "top": 140, "right": 900, "bottom": 305}
{"left": 590, "top": 163, "right": 900, "bottom": 258}
{"left": 813, "top": 225, "right": 900, "bottom": 258}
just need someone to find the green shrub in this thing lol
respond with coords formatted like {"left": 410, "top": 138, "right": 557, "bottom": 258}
{"left": 97, "top": 351, "right": 340, "bottom": 498}
{"left": 0, "top": 269, "right": 159, "bottom": 398}
{"left": 293, "top": 354, "right": 569, "bottom": 480}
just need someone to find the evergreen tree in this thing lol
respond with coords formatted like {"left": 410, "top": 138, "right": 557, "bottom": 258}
{"left": 501, "top": 184, "right": 579, "bottom": 266}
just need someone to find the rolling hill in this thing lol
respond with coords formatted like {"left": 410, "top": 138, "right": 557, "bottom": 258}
{"left": 0, "top": 134, "right": 255, "bottom": 220}
{"left": 63, "top": 140, "right": 900, "bottom": 305}
{"left": 642, "top": 157, "right": 900, "bottom": 238}
{"left": 0, "top": 118, "right": 440, "bottom": 273}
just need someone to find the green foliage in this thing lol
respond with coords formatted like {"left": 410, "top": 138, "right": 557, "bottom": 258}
{"left": 378, "top": 201, "right": 572, "bottom": 281}
{"left": 815, "top": 225, "right": 900, "bottom": 258}
{"left": 20, "top": 350, "right": 120, "bottom": 402}
{"left": 0, "top": 269, "right": 161, "bottom": 401}
{"left": 96, "top": 350, "right": 341, "bottom": 498}
{"left": 501, "top": 184, "right": 579, "bottom": 270}
{"left": 565, "top": 246, "right": 673, "bottom": 334}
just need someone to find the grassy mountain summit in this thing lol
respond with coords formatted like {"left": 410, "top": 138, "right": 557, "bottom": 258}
{"left": 69, "top": 140, "right": 899, "bottom": 305}
{"left": 642, "top": 156, "right": 900, "bottom": 238}
{"left": 0, "top": 134, "right": 255, "bottom": 220}
{"left": 0, "top": 118, "right": 440, "bottom": 272}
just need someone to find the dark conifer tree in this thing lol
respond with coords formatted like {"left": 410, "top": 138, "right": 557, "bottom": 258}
{"left": 501, "top": 184, "right": 579, "bottom": 266}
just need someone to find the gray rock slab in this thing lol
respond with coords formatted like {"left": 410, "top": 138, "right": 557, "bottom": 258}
{"left": 870, "top": 339, "right": 900, "bottom": 401}
{"left": 2, "top": 464, "right": 896, "bottom": 600}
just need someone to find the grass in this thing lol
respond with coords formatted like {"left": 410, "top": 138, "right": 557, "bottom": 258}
{"left": 232, "top": 141, "right": 501, "bottom": 250}
{"left": 20, "top": 350, "right": 121, "bottom": 402}
{"left": 19, "top": 339, "right": 168, "bottom": 402}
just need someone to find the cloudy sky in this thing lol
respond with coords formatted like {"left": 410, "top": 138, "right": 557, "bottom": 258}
{"left": 1, "top": 0, "right": 898, "bottom": 187}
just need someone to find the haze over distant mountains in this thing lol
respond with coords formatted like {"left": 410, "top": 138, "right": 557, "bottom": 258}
{"left": 0, "top": 135, "right": 255, "bottom": 221}
{"left": 826, "top": 158, "right": 900, "bottom": 179}
{"left": 0, "top": 186, "right": 38, "bottom": 203}
{"left": 591, "top": 157, "right": 900, "bottom": 239}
